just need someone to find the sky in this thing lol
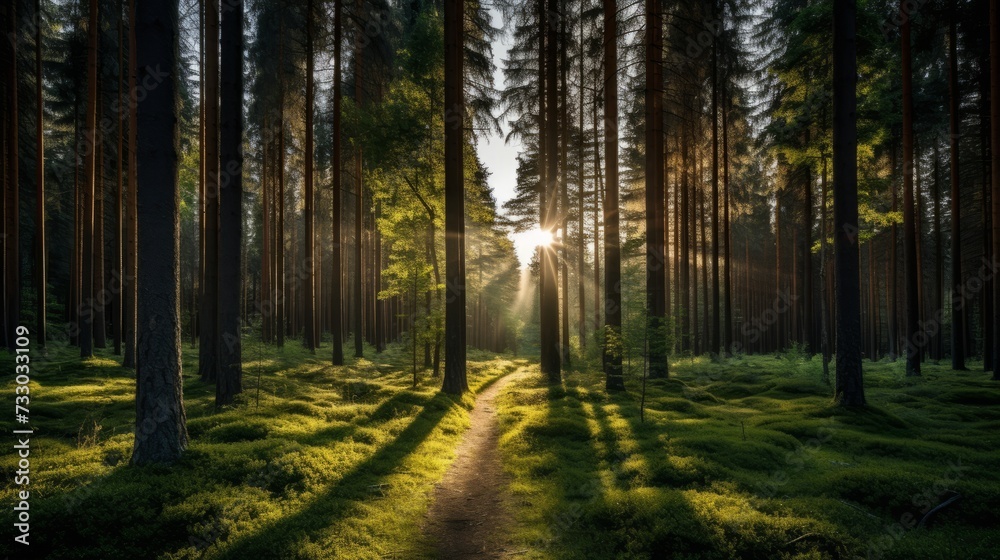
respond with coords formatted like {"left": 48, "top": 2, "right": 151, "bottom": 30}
{"left": 475, "top": 7, "right": 538, "bottom": 269}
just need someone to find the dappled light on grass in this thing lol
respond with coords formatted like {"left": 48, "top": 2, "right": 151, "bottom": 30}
{"left": 495, "top": 357, "right": 1000, "bottom": 559}
{"left": 0, "top": 344, "right": 523, "bottom": 559}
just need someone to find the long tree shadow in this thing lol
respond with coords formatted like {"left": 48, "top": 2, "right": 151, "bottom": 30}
{"left": 214, "top": 390, "right": 465, "bottom": 558}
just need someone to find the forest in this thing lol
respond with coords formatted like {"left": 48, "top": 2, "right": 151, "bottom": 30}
{"left": 1, "top": 0, "right": 999, "bottom": 557}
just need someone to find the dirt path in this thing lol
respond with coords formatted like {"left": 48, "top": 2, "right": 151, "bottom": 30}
{"left": 423, "top": 371, "right": 523, "bottom": 559}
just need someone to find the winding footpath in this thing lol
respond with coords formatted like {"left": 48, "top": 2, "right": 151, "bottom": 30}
{"left": 423, "top": 370, "right": 525, "bottom": 558}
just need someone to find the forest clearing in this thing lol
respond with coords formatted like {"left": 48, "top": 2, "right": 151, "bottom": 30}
{"left": 4, "top": 0, "right": 1000, "bottom": 557}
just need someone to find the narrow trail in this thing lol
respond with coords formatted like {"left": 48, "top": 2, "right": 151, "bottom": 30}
{"left": 423, "top": 370, "right": 524, "bottom": 559}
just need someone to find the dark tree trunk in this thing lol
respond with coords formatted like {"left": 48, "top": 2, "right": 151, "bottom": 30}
{"left": 901, "top": 0, "right": 921, "bottom": 376}
{"left": 442, "top": 0, "right": 467, "bottom": 394}
{"left": 303, "top": 0, "right": 316, "bottom": 353}
{"left": 710, "top": 25, "right": 721, "bottom": 357}
{"left": 889, "top": 139, "right": 898, "bottom": 360}
{"left": 216, "top": 0, "right": 243, "bottom": 406}
{"left": 832, "top": 0, "right": 865, "bottom": 406}
{"left": 933, "top": 142, "right": 943, "bottom": 362}
{"left": 723, "top": 84, "right": 732, "bottom": 355}
{"left": 80, "top": 0, "right": 97, "bottom": 358}
{"left": 680, "top": 126, "right": 690, "bottom": 354}
{"left": 540, "top": 0, "right": 561, "bottom": 381}
{"left": 820, "top": 153, "right": 831, "bottom": 380}
{"left": 577, "top": 4, "right": 586, "bottom": 352}
{"left": 34, "top": 0, "right": 45, "bottom": 346}
{"left": 645, "top": 0, "right": 667, "bottom": 376}
{"left": 948, "top": 9, "right": 966, "bottom": 370}
{"left": 131, "top": 0, "right": 188, "bottom": 465}
{"left": 592, "top": 80, "right": 602, "bottom": 342}
{"left": 603, "top": 0, "right": 623, "bottom": 390}
{"left": 560, "top": 0, "right": 571, "bottom": 367}
{"left": 992, "top": 0, "right": 1000, "bottom": 379}
{"left": 331, "top": 0, "right": 344, "bottom": 365}
{"left": 123, "top": 0, "right": 138, "bottom": 368}
{"left": 94, "top": 110, "right": 106, "bottom": 350}
{"left": 199, "top": 0, "right": 219, "bottom": 381}
{"left": 353, "top": 0, "right": 364, "bottom": 358}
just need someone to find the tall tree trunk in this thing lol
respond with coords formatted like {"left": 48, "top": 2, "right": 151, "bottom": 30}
{"left": 443, "top": 0, "right": 467, "bottom": 393}
{"left": 112, "top": 8, "right": 123, "bottom": 355}
{"left": 820, "top": 153, "right": 831, "bottom": 380}
{"left": 353, "top": 0, "right": 364, "bottom": 358}
{"left": 592, "top": 79, "right": 601, "bottom": 342}
{"left": 216, "top": 0, "right": 243, "bottom": 406}
{"left": 645, "top": 0, "right": 666, "bottom": 376}
{"left": 196, "top": 0, "right": 205, "bottom": 348}
{"left": 94, "top": 109, "right": 106, "bottom": 350}
{"left": 375, "top": 201, "right": 384, "bottom": 352}
{"left": 560, "top": 0, "right": 571, "bottom": 367}
{"left": 303, "top": 0, "right": 315, "bottom": 353}
{"left": 680, "top": 125, "right": 690, "bottom": 353}
{"left": 901, "top": 0, "right": 921, "bottom": 376}
{"left": 131, "top": 0, "right": 188, "bottom": 465}
{"left": 540, "top": 0, "right": 561, "bottom": 381}
{"left": 34, "top": 0, "right": 45, "bottom": 346}
{"left": 710, "top": 23, "right": 721, "bottom": 357}
{"left": 723, "top": 84, "right": 732, "bottom": 356}
{"left": 199, "top": 0, "right": 219, "bottom": 381}
{"left": 933, "top": 141, "right": 943, "bottom": 362}
{"left": 444, "top": 9, "right": 466, "bottom": 395}
{"left": 832, "top": 0, "right": 865, "bottom": 406}
{"left": 331, "top": 0, "right": 344, "bottom": 365}
{"left": 603, "top": 0, "right": 622, "bottom": 390}
{"left": 123, "top": 0, "right": 138, "bottom": 367}
{"left": 80, "top": 0, "right": 97, "bottom": 358}
{"left": 889, "top": 139, "right": 899, "bottom": 360}
{"left": 991, "top": 0, "right": 1000, "bottom": 379}
{"left": 577, "top": 4, "right": 586, "bottom": 352}
{"left": 948, "top": 9, "right": 966, "bottom": 370}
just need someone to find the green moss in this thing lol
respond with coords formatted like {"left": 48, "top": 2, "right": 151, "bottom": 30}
{"left": 494, "top": 356, "right": 1000, "bottom": 559}
{"left": 0, "top": 344, "right": 523, "bottom": 560}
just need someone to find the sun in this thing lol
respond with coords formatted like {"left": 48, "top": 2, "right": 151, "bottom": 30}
{"left": 522, "top": 228, "right": 554, "bottom": 248}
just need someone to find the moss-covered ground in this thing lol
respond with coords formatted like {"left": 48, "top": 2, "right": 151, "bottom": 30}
{"left": 495, "top": 355, "right": 1000, "bottom": 560}
{"left": 5, "top": 343, "right": 999, "bottom": 559}
{"left": 1, "top": 342, "right": 523, "bottom": 559}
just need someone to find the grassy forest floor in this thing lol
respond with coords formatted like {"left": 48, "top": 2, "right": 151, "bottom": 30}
{"left": 496, "top": 355, "right": 1000, "bottom": 559}
{"left": 1, "top": 342, "right": 522, "bottom": 559}
{"left": 3, "top": 343, "right": 999, "bottom": 559}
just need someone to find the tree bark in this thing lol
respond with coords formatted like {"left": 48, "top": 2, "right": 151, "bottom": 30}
{"left": 901, "top": 0, "right": 921, "bottom": 376}
{"left": 442, "top": 0, "right": 467, "bottom": 394}
{"left": 710, "top": 23, "right": 721, "bottom": 357}
{"left": 991, "top": 0, "right": 1000, "bottom": 379}
{"left": 354, "top": 0, "right": 364, "bottom": 358}
{"left": 948, "top": 9, "right": 966, "bottom": 370}
{"left": 331, "top": 0, "right": 344, "bottom": 365}
{"left": 539, "top": 0, "right": 561, "bottom": 381}
{"left": 199, "top": 0, "right": 220, "bottom": 381}
{"left": 216, "top": 0, "right": 243, "bottom": 406}
{"left": 32, "top": 0, "right": 45, "bottom": 347}
{"left": 645, "top": 0, "right": 666, "bottom": 376}
{"left": 123, "top": 0, "right": 138, "bottom": 367}
{"left": 603, "top": 0, "right": 623, "bottom": 390}
{"left": 303, "top": 0, "right": 316, "bottom": 353}
{"left": 131, "top": 0, "right": 188, "bottom": 465}
{"left": 832, "top": 0, "right": 865, "bottom": 406}
{"left": 80, "top": 0, "right": 97, "bottom": 358}
{"left": 560, "top": 0, "right": 571, "bottom": 367}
